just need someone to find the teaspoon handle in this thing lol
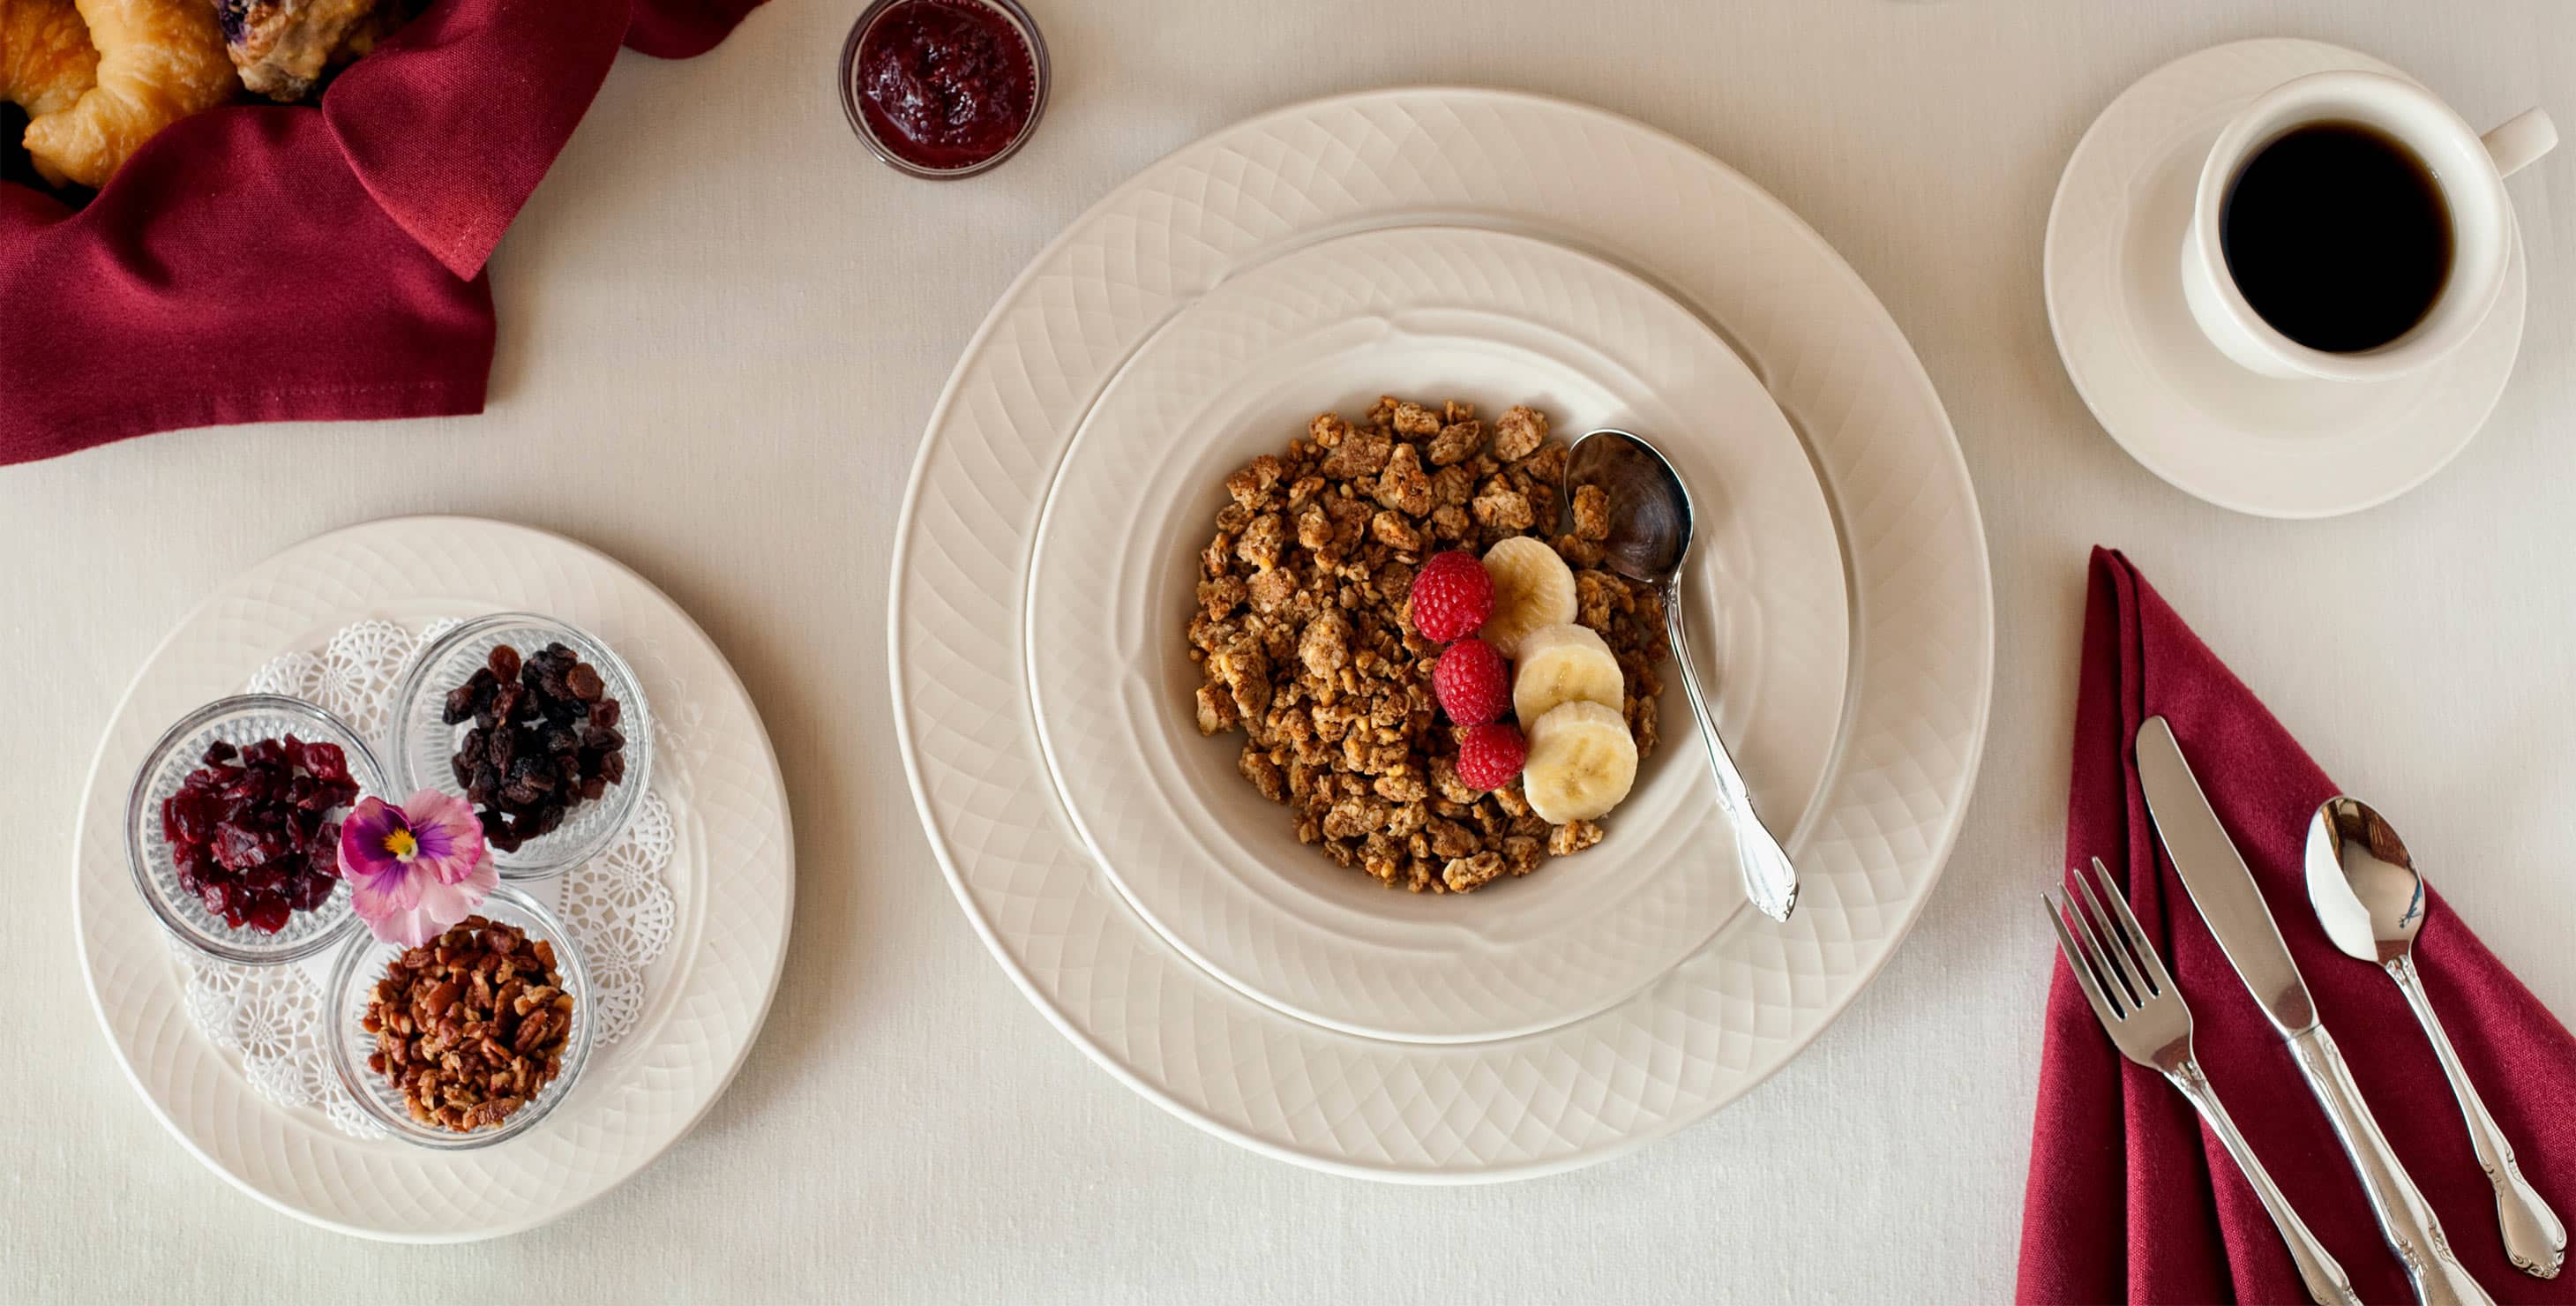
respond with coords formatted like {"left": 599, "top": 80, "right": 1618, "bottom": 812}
{"left": 1659, "top": 582, "right": 1798, "bottom": 921}
{"left": 2386, "top": 952, "right": 2567, "bottom": 1278}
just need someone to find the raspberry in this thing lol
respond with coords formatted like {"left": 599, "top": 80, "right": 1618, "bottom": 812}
{"left": 1454, "top": 723, "right": 1527, "bottom": 791}
{"left": 1407, "top": 550, "right": 1492, "bottom": 643}
{"left": 1433, "top": 638, "right": 1509, "bottom": 725}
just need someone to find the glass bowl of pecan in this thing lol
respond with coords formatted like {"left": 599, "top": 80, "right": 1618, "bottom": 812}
{"left": 386, "top": 613, "right": 651, "bottom": 880}
{"left": 124, "top": 694, "right": 389, "bottom": 964}
{"left": 323, "top": 886, "right": 595, "bottom": 1149}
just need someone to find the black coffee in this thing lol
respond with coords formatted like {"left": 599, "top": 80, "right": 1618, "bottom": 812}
{"left": 2220, "top": 121, "right": 2453, "bottom": 353}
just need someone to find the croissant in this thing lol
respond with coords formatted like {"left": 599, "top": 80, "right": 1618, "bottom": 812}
{"left": 23, "top": 0, "right": 232, "bottom": 187}
{"left": 0, "top": 0, "right": 98, "bottom": 127}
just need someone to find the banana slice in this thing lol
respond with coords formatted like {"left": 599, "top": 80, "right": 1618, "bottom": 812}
{"left": 1479, "top": 536, "right": 1577, "bottom": 659}
{"left": 1511, "top": 622, "right": 1624, "bottom": 724}
{"left": 1521, "top": 700, "right": 1640, "bottom": 824}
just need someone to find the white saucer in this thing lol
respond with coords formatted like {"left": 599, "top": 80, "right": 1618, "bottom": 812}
{"left": 2044, "top": 38, "right": 2527, "bottom": 520}
{"left": 1022, "top": 225, "right": 1849, "bottom": 1044}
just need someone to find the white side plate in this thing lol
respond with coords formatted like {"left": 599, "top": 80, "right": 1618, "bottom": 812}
{"left": 74, "top": 516, "right": 794, "bottom": 1240}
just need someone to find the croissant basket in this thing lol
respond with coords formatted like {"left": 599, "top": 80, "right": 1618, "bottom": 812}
{"left": 0, "top": 0, "right": 760, "bottom": 465}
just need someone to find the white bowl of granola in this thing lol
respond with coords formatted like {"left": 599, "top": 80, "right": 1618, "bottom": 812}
{"left": 1023, "top": 226, "right": 1849, "bottom": 1042}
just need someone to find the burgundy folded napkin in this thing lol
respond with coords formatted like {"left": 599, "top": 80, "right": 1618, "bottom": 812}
{"left": 2019, "top": 548, "right": 2576, "bottom": 1304}
{"left": 0, "top": 0, "right": 765, "bottom": 466}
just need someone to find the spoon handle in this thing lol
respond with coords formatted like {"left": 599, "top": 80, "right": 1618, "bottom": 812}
{"left": 2386, "top": 952, "right": 2568, "bottom": 1277}
{"left": 1659, "top": 582, "right": 1798, "bottom": 921}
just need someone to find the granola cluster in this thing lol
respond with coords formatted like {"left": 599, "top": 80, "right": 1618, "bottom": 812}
{"left": 1187, "top": 397, "right": 1670, "bottom": 893}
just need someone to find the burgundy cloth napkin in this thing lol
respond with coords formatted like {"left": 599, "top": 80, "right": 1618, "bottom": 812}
{"left": 2019, "top": 548, "right": 2576, "bottom": 1303}
{"left": 0, "top": 0, "right": 764, "bottom": 466}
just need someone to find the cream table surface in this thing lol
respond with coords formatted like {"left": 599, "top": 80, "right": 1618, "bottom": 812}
{"left": 7, "top": 1, "right": 2575, "bottom": 1301}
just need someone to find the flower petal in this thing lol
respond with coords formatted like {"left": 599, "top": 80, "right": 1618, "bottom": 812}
{"left": 338, "top": 797, "right": 409, "bottom": 885}
{"left": 354, "top": 884, "right": 435, "bottom": 947}
{"left": 351, "top": 869, "right": 424, "bottom": 918}
{"left": 356, "top": 831, "right": 496, "bottom": 946}
{"left": 401, "top": 789, "right": 483, "bottom": 871}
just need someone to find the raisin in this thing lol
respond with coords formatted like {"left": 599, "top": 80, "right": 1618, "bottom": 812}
{"left": 442, "top": 683, "right": 480, "bottom": 725}
{"left": 441, "top": 641, "right": 628, "bottom": 846}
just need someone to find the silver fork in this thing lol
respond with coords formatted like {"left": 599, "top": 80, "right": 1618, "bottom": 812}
{"left": 2048, "top": 858, "right": 2362, "bottom": 1306}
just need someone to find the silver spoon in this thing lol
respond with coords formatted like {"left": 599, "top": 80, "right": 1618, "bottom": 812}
{"left": 1567, "top": 429, "right": 1797, "bottom": 921}
{"left": 2305, "top": 795, "right": 2566, "bottom": 1279}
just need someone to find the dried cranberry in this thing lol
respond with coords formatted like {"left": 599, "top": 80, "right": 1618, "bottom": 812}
{"left": 288, "top": 873, "right": 334, "bottom": 911}
{"left": 302, "top": 740, "right": 349, "bottom": 784}
{"left": 164, "top": 733, "right": 361, "bottom": 934}
{"left": 245, "top": 896, "right": 293, "bottom": 933}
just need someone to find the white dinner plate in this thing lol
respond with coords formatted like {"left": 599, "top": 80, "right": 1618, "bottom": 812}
{"left": 891, "top": 87, "right": 1995, "bottom": 1180}
{"left": 2045, "top": 38, "right": 2527, "bottom": 519}
{"left": 73, "top": 516, "right": 794, "bottom": 1240}
{"left": 1024, "top": 224, "right": 1849, "bottom": 1042}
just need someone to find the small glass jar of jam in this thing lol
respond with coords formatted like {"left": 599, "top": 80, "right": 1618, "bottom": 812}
{"left": 838, "top": 0, "right": 1050, "bottom": 179}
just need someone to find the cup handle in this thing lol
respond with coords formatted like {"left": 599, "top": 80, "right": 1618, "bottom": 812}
{"left": 2483, "top": 109, "right": 2557, "bottom": 178}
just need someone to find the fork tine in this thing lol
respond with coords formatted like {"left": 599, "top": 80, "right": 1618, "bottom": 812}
{"left": 2043, "top": 891, "right": 2127, "bottom": 1029}
{"left": 2091, "top": 858, "right": 2169, "bottom": 998}
{"left": 2064, "top": 867, "right": 2145, "bottom": 1010}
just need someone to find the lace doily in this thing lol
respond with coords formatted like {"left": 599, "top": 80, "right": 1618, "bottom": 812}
{"left": 176, "top": 619, "right": 678, "bottom": 1138}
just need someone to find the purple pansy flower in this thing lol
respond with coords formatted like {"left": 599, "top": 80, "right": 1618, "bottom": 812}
{"left": 340, "top": 789, "right": 497, "bottom": 947}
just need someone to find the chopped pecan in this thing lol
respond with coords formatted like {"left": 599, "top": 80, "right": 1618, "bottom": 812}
{"left": 363, "top": 917, "right": 573, "bottom": 1133}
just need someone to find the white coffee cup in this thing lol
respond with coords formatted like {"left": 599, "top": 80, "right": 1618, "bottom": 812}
{"left": 2180, "top": 71, "right": 2554, "bottom": 381}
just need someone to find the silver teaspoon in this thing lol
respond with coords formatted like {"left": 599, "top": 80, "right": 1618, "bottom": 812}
{"left": 2306, "top": 795, "right": 2566, "bottom": 1279}
{"left": 1565, "top": 429, "right": 1797, "bottom": 921}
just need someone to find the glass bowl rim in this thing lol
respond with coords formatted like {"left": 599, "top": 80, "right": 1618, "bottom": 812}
{"left": 321, "top": 883, "right": 598, "bottom": 1151}
{"left": 836, "top": 0, "right": 1053, "bottom": 181}
{"left": 385, "top": 612, "right": 653, "bottom": 881}
{"left": 125, "top": 694, "right": 386, "bottom": 965}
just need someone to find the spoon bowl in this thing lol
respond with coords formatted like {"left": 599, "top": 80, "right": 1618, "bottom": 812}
{"left": 2304, "top": 795, "right": 2428, "bottom": 964}
{"left": 1566, "top": 428, "right": 1799, "bottom": 921}
{"left": 1566, "top": 428, "right": 1694, "bottom": 585}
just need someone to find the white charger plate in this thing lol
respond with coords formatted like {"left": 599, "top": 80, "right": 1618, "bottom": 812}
{"left": 2044, "top": 38, "right": 2527, "bottom": 519}
{"left": 73, "top": 516, "right": 794, "bottom": 1240}
{"left": 1024, "top": 224, "right": 1849, "bottom": 1042}
{"left": 891, "top": 87, "right": 1994, "bottom": 1180}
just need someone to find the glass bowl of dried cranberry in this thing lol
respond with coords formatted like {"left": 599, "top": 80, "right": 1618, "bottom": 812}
{"left": 323, "top": 885, "right": 596, "bottom": 1149}
{"left": 124, "top": 694, "right": 389, "bottom": 964}
{"left": 386, "top": 613, "right": 652, "bottom": 879}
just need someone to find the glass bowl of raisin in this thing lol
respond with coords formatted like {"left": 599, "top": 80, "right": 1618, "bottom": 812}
{"left": 323, "top": 885, "right": 596, "bottom": 1150}
{"left": 124, "top": 694, "right": 389, "bottom": 964}
{"left": 386, "top": 613, "right": 651, "bottom": 880}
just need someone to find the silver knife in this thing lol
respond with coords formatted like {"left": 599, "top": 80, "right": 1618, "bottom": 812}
{"left": 2137, "top": 716, "right": 2491, "bottom": 1306}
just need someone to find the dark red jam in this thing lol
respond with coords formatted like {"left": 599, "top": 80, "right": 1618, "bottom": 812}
{"left": 853, "top": 0, "right": 1038, "bottom": 172}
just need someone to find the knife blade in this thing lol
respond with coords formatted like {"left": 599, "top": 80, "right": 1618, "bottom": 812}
{"left": 2134, "top": 715, "right": 2318, "bottom": 1035}
{"left": 2134, "top": 714, "right": 2492, "bottom": 1306}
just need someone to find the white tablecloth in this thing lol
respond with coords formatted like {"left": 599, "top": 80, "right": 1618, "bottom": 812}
{"left": 8, "top": 1, "right": 2574, "bottom": 1299}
